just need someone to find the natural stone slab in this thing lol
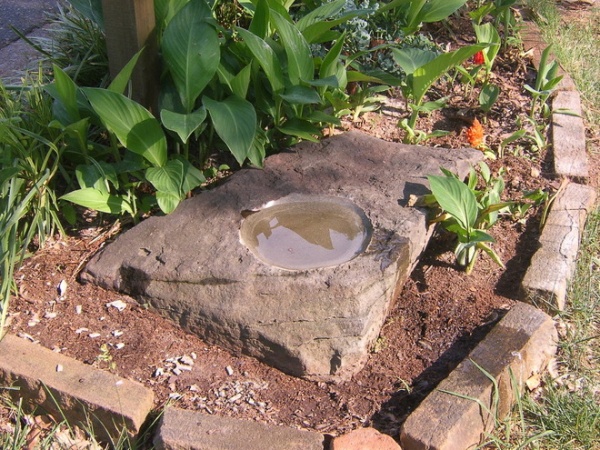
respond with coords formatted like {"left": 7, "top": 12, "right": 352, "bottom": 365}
{"left": 400, "top": 302, "right": 557, "bottom": 450}
{"left": 82, "top": 131, "right": 482, "bottom": 380}
{"left": 0, "top": 333, "right": 154, "bottom": 441}
{"left": 153, "top": 407, "right": 324, "bottom": 450}
{"left": 330, "top": 427, "right": 402, "bottom": 449}
{"left": 552, "top": 91, "right": 588, "bottom": 177}
{"left": 521, "top": 183, "right": 596, "bottom": 310}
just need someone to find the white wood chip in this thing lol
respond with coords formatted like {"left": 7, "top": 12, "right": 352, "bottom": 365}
{"left": 106, "top": 300, "right": 127, "bottom": 311}
{"left": 75, "top": 328, "right": 89, "bottom": 334}
{"left": 75, "top": 305, "right": 82, "bottom": 314}
{"left": 88, "top": 333, "right": 101, "bottom": 338}
{"left": 56, "top": 364, "right": 63, "bottom": 372}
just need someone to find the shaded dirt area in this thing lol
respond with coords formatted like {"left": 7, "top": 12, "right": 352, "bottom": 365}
{"left": 4, "top": 5, "right": 599, "bottom": 444}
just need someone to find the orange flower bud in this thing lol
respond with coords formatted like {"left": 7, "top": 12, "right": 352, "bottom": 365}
{"left": 466, "top": 118, "right": 485, "bottom": 149}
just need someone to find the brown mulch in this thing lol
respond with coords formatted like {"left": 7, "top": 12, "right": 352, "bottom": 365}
{"left": 4, "top": 6, "right": 599, "bottom": 445}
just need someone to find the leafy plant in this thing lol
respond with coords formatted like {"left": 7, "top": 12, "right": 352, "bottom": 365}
{"left": 0, "top": 77, "right": 66, "bottom": 335}
{"left": 392, "top": 43, "right": 488, "bottom": 143}
{"left": 425, "top": 163, "right": 511, "bottom": 274}
{"left": 377, "top": 0, "right": 468, "bottom": 36}
{"left": 525, "top": 45, "right": 563, "bottom": 119}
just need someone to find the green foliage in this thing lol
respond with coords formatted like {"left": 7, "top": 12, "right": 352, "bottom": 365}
{"left": 0, "top": 78, "right": 66, "bottom": 335}
{"left": 426, "top": 163, "right": 511, "bottom": 274}
{"left": 524, "top": 45, "right": 563, "bottom": 119}
{"left": 393, "top": 43, "right": 488, "bottom": 142}
{"left": 378, "top": 0, "right": 468, "bottom": 36}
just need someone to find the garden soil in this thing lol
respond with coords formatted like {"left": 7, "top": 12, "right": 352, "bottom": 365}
{"left": 3, "top": 3, "right": 599, "bottom": 443}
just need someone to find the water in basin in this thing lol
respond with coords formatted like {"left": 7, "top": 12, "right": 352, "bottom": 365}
{"left": 240, "top": 195, "right": 372, "bottom": 270}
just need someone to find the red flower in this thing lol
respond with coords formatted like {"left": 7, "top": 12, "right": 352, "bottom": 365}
{"left": 473, "top": 50, "right": 485, "bottom": 65}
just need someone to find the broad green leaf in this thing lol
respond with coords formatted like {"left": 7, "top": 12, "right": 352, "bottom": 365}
{"left": 296, "top": 0, "right": 345, "bottom": 31}
{"left": 162, "top": 0, "right": 220, "bottom": 112}
{"left": 428, "top": 174, "right": 478, "bottom": 232}
{"left": 277, "top": 118, "right": 321, "bottom": 142}
{"left": 146, "top": 159, "right": 184, "bottom": 194}
{"left": 178, "top": 157, "right": 205, "bottom": 193}
{"left": 320, "top": 32, "right": 345, "bottom": 81}
{"left": 279, "top": 86, "right": 321, "bottom": 104}
{"left": 69, "top": 0, "right": 104, "bottom": 30}
{"left": 236, "top": 27, "right": 285, "bottom": 93}
{"left": 270, "top": 11, "right": 314, "bottom": 84}
{"left": 473, "top": 23, "right": 500, "bottom": 64}
{"left": 83, "top": 88, "right": 167, "bottom": 167}
{"left": 160, "top": 108, "right": 207, "bottom": 144}
{"left": 249, "top": 0, "right": 269, "bottom": 38}
{"left": 75, "top": 161, "right": 119, "bottom": 194}
{"left": 50, "top": 65, "right": 79, "bottom": 123}
{"left": 230, "top": 64, "right": 253, "bottom": 99}
{"left": 155, "top": 0, "right": 189, "bottom": 30}
{"left": 411, "top": 44, "right": 488, "bottom": 105}
{"left": 392, "top": 47, "right": 438, "bottom": 75}
{"left": 419, "top": 0, "right": 468, "bottom": 24}
{"left": 156, "top": 191, "right": 181, "bottom": 214}
{"left": 203, "top": 95, "right": 257, "bottom": 166}
{"left": 108, "top": 48, "right": 144, "bottom": 95}
{"left": 479, "top": 83, "right": 499, "bottom": 112}
{"left": 60, "top": 188, "right": 130, "bottom": 215}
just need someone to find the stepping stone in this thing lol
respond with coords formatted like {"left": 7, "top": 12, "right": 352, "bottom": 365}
{"left": 82, "top": 132, "right": 482, "bottom": 380}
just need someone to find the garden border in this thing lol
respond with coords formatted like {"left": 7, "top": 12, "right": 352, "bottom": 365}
{"left": 0, "top": 22, "right": 596, "bottom": 450}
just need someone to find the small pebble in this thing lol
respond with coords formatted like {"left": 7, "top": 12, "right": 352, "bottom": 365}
{"left": 56, "top": 364, "right": 63, "bottom": 372}
{"left": 225, "top": 366, "right": 234, "bottom": 376}
{"left": 88, "top": 333, "right": 101, "bottom": 339}
{"left": 75, "top": 305, "right": 82, "bottom": 314}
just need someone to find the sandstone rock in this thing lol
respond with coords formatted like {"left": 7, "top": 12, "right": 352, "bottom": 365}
{"left": 330, "top": 427, "right": 402, "bottom": 450}
{"left": 82, "top": 131, "right": 482, "bottom": 380}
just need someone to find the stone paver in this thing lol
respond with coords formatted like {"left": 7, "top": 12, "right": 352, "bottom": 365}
{"left": 0, "top": 334, "right": 154, "bottom": 441}
{"left": 330, "top": 427, "right": 402, "bottom": 450}
{"left": 153, "top": 407, "right": 324, "bottom": 450}
{"left": 552, "top": 91, "right": 589, "bottom": 177}
{"left": 521, "top": 182, "right": 597, "bottom": 310}
{"left": 399, "top": 302, "right": 557, "bottom": 450}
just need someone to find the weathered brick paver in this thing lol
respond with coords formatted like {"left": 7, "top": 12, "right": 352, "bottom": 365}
{"left": 400, "top": 302, "right": 557, "bottom": 450}
{"left": 153, "top": 407, "right": 325, "bottom": 450}
{"left": 0, "top": 334, "right": 154, "bottom": 441}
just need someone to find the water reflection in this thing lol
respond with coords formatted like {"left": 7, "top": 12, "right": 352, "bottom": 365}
{"left": 240, "top": 197, "right": 372, "bottom": 270}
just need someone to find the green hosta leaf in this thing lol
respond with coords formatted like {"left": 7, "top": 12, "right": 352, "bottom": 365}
{"left": 162, "top": 0, "right": 220, "bottom": 112}
{"left": 270, "top": 11, "right": 314, "bottom": 84}
{"left": 428, "top": 174, "right": 478, "bottom": 232}
{"left": 236, "top": 27, "right": 285, "bottom": 93}
{"left": 160, "top": 108, "right": 207, "bottom": 144}
{"left": 203, "top": 95, "right": 257, "bottom": 166}
{"left": 60, "top": 188, "right": 131, "bottom": 215}
{"left": 83, "top": 88, "right": 167, "bottom": 167}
